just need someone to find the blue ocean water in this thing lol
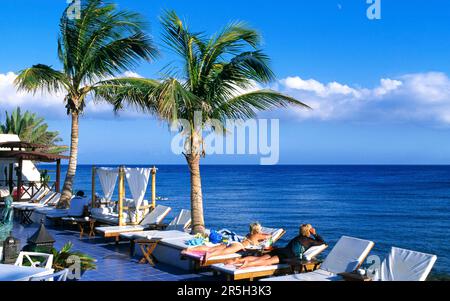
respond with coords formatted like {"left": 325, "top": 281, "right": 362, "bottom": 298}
{"left": 41, "top": 164, "right": 450, "bottom": 275}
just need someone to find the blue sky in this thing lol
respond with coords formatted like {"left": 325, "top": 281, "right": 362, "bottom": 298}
{"left": 1, "top": 0, "right": 450, "bottom": 164}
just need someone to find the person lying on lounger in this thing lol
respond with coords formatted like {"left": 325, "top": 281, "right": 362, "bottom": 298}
{"left": 226, "top": 224, "right": 325, "bottom": 269}
{"left": 182, "top": 222, "right": 271, "bottom": 264}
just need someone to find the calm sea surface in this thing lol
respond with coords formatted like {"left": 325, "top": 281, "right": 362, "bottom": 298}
{"left": 40, "top": 164, "right": 450, "bottom": 275}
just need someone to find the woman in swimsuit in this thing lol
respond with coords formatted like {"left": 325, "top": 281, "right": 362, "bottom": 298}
{"left": 227, "top": 224, "right": 325, "bottom": 269}
{"left": 181, "top": 222, "right": 271, "bottom": 264}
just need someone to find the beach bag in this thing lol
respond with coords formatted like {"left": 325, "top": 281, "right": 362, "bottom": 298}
{"left": 209, "top": 230, "right": 223, "bottom": 244}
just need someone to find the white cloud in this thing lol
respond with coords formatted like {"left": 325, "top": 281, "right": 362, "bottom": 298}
{"left": 278, "top": 72, "right": 450, "bottom": 125}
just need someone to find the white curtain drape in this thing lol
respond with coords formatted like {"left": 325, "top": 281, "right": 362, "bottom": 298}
{"left": 124, "top": 167, "right": 151, "bottom": 212}
{"left": 97, "top": 167, "right": 119, "bottom": 201}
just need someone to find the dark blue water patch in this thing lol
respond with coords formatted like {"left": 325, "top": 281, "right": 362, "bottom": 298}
{"left": 37, "top": 164, "right": 450, "bottom": 275}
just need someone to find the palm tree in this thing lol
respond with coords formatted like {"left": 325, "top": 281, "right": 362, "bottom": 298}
{"left": 95, "top": 11, "right": 310, "bottom": 233}
{"left": 14, "top": 0, "right": 157, "bottom": 207}
{"left": 0, "top": 107, "right": 67, "bottom": 154}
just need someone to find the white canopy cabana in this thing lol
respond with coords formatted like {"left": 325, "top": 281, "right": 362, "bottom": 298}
{"left": 97, "top": 167, "right": 119, "bottom": 202}
{"left": 91, "top": 165, "right": 157, "bottom": 226}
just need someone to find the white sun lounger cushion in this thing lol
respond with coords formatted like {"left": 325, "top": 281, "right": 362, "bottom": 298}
{"left": 20, "top": 193, "right": 60, "bottom": 210}
{"left": 120, "top": 229, "right": 191, "bottom": 240}
{"left": 261, "top": 269, "right": 343, "bottom": 281}
{"left": 30, "top": 188, "right": 50, "bottom": 202}
{"left": 96, "top": 225, "right": 145, "bottom": 234}
{"left": 261, "top": 227, "right": 285, "bottom": 242}
{"left": 166, "top": 209, "right": 191, "bottom": 231}
{"left": 46, "top": 193, "right": 61, "bottom": 205}
{"left": 139, "top": 205, "right": 171, "bottom": 226}
{"left": 374, "top": 247, "right": 437, "bottom": 281}
{"left": 320, "top": 236, "right": 374, "bottom": 274}
{"left": 14, "top": 192, "right": 55, "bottom": 209}
{"left": 212, "top": 263, "right": 290, "bottom": 275}
{"left": 243, "top": 227, "right": 285, "bottom": 250}
{"left": 303, "top": 244, "right": 328, "bottom": 261}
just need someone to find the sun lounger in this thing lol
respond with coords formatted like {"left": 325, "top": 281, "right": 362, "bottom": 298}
{"left": 11, "top": 188, "right": 50, "bottom": 208}
{"left": 260, "top": 236, "right": 374, "bottom": 281}
{"left": 373, "top": 247, "right": 437, "bottom": 281}
{"left": 303, "top": 244, "right": 328, "bottom": 261}
{"left": 245, "top": 227, "right": 286, "bottom": 250}
{"left": 119, "top": 209, "right": 192, "bottom": 241}
{"left": 95, "top": 205, "right": 172, "bottom": 239}
{"left": 180, "top": 227, "right": 286, "bottom": 271}
{"left": 209, "top": 244, "right": 328, "bottom": 281}
{"left": 212, "top": 262, "right": 292, "bottom": 281}
{"left": 16, "top": 192, "right": 60, "bottom": 210}
{"left": 165, "top": 209, "right": 191, "bottom": 231}
{"left": 40, "top": 196, "right": 88, "bottom": 220}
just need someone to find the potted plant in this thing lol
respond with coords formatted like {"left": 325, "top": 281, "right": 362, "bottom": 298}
{"left": 51, "top": 242, "right": 96, "bottom": 280}
{"left": 40, "top": 169, "right": 51, "bottom": 188}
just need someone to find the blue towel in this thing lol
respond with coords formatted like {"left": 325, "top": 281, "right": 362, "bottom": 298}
{"left": 186, "top": 237, "right": 205, "bottom": 246}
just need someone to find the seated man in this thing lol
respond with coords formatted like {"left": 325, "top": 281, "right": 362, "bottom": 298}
{"left": 228, "top": 224, "right": 325, "bottom": 269}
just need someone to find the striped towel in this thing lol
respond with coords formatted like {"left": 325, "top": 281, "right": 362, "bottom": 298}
{"left": 218, "top": 229, "right": 242, "bottom": 243}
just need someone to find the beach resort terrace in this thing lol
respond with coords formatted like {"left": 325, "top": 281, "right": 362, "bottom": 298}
{"left": 6, "top": 222, "right": 214, "bottom": 281}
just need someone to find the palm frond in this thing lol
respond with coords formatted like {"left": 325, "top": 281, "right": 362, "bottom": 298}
{"left": 14, "top": 64, "right": 68, "bottom": 94}
{"left": 212, "top": 90, "right": 310, "bottom": 120}
{"left": 58, "top": 0, "right": 158, "bottom": 88}
{"left": 92, "top": 77, "right": 160, "bottom": 113}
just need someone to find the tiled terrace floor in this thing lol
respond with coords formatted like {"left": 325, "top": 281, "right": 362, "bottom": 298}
{"left": 9, "top": 221, "right": 216, "bottom": 281}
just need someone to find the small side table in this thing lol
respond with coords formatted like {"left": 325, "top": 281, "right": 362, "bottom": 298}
{"left": 338, "top": 271, "right": 372, "bottom": 281}
{"left": 135, "top": 238, "right": 162, "bottom": 266}
{"left": 62, "top": 217, "right": 96, "bottom": 239}
{"left": 285, "top": 258, "right": 322, "bottom": 273}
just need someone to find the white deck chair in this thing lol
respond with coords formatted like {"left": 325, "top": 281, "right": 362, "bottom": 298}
{"left": 44, "top": 195, "right": 88, "bottom": 218}
{"left": 374, "top": 247, "right": 437, "bottom": 281}
{"left": 166, "top": 209, "right": 191, "bottom": 231}
{"left": 15, "top": 251, "right": 54, "bottom": 269}
{"left": 119, "top": 210, "right": 191, "bottom": 241}
{"left": 243, "top": 227, "right": 285, "bottom": 250}
{"left": 95, "top": 205, "right": 172, "bottom": 238}
{"left": 260, "top": 236, "right": 374, "bottom": 281}
{"left": 17, "top": 192, "right": 58, "bottom": 209}
{"left": 12, "top": 188, "right": 50, "bottom": 208}
{"left": 28, "top": 188, "right": 50, "bottom": 202}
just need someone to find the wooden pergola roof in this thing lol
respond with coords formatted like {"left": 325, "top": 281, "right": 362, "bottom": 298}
{"left": 0, "top": 141, "right": 49, "bottom": 151}
{"left": 0, "top": 150, "right": 69, "bottom": 162}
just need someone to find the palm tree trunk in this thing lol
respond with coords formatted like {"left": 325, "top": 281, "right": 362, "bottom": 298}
{"left": 59, "top": 112, "right": 79, "bottom": 207}
{"left": 186, "top": 153, "right": 205, "bottom": 234}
